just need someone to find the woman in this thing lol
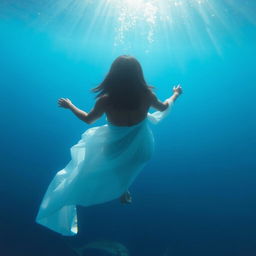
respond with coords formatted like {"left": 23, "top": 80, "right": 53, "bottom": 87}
{"left": 36, "top": 55, "right": 182, "bottom": 236}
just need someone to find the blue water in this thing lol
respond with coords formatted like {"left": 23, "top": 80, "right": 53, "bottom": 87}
{"left": 1, "top": 1, "right": 256, "bottom": 255}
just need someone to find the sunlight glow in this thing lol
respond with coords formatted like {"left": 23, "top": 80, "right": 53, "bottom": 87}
{"left": 32, "top": 0, "right": 256, "bottom": 54}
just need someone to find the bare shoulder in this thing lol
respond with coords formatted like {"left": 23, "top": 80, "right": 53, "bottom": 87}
{"left": 146, "top": 89, "right": 157, "bottom": 103}
{"left": 94, "top": 94, "right": 109, "bottom": 111}
{"left": 97, "top": 94, "right": 108, "bottom": 104}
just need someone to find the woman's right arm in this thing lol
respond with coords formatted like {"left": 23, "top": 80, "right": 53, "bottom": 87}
{"left": 150, "top": 85, "right": 182, "bottom": 111}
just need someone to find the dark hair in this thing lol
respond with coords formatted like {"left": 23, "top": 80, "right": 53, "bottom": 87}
{"left": 91, "top": 55, "right": 153, "bottom": 109}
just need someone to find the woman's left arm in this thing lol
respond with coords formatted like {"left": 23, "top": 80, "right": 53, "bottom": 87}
{"left": 58, "top": 97, "right": 105, "bottom": 124}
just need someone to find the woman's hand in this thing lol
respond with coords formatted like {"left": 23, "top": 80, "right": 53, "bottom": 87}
{"left": 58, "top": 98, "right": 72, "bottom": 109}
{"left": 173, "top": 84, "right": 183, "bottom": 95}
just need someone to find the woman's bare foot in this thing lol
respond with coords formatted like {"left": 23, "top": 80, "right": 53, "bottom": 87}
{"left": 120, "top": 191, "right": 132, "bottom": 204}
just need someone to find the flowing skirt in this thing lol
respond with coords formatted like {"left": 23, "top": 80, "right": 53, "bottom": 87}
{"left": 36, "top": 101, "right": 174, "bottom": 236}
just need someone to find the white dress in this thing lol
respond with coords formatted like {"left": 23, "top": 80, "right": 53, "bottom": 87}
{"left": 36, "top": 99, "right": 174, "bottom": 236}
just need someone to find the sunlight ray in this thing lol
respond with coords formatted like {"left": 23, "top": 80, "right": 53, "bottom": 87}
{"left": 9, "top": 0, "right": 256, "bottom": 55}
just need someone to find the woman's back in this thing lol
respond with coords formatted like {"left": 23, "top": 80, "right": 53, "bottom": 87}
{"left": 103, "top": 92, "right": 152, "bottom": 126}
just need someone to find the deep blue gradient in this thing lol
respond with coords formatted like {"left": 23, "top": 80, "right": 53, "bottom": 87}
{"left": 0, "top": 1, "right": 256, "bottom": 255}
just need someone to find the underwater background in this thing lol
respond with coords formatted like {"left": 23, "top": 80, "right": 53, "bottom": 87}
{"left": 0, "top": 0, "right": 256, "bottom": 255}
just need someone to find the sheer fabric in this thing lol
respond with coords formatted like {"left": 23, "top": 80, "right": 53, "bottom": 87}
{"left": 36, "top": 100, "right": 174, "bottom": 235}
